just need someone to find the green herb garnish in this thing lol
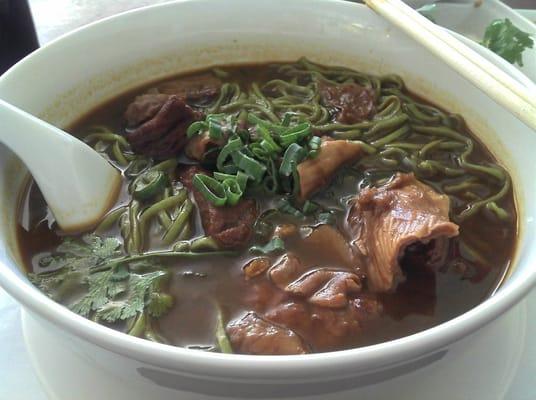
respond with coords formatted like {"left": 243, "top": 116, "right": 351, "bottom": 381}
{"left": 482, "top": 18, "right": 534, "bottom": 67}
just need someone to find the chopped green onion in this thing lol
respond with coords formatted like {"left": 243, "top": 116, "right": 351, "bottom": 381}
{"left": 213, "top": 171, "right": 249, "bottom": 191}
{"left": 303, "top": 200, "right": 319, "bottom": 214}
{"left": 232, "top": 151, "right": 267, "bottom": 183}
{"left": 249, "top": 237, "right": 285, "bottom": 255}
{"left": 281, "top": 113, "right": 292, "bottom": 127}
{"left": 277, "top": 198, "right": 304, "bottom": 218}
{"left": 308, "top": 136, "right": 322, "bottom": 158}
{"left": 279, "top": 122, "right": 312, "bottom": 147}
{"left": 132, "top": 170, "right": 167, "bottom": 200}
{"left": 257, "top": 125, "right": 282, "bottom": 154}
{"left": 279, "top": 143, "right": 307, "bottom": 177}
{"left": 187, "top": 121, "right": 207, "bottom": 138}
{"left": 208, "top": 119, "right": 224, "bottom": 140}
{"left": 192, "top": 174, "right": 227, "bottom": 206}
{"left": 222, "top": 179, "right": 243, "bottom": 206}
{"left": 217, "top": 136, "right": 242, "bottom": 174}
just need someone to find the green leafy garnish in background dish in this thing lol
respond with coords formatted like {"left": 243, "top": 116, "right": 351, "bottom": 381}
{"left": 481, "top": 18, "right": 534, "bottom": 67}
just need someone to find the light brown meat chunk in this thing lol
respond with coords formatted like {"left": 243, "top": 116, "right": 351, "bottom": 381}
{"left": 286, "top": 269, "right": 362, "bottom": 308}
{"left": 297, "top": 140, "right": 362, "bottom": 201}
{"left": 226, "top": 312, "right": 308, "bottom": 355}
{"left": 303, "top": 225, "right": 356, "bottom": 269}
{"left": 268, "top": 254, "right": 306, "bottom": 290}
{"left": 348, "top": 173, "right": 459, "bottom": 292}
{"left": 266, "top": 296, "right": 381, "bottom": 351}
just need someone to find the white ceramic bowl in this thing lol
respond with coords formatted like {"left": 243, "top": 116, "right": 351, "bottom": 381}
{"left": 1, "top": 1, "right": 535, "bottom": 399}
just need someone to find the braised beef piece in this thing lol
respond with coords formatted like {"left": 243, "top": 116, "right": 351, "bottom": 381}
{"left": 266, "top": 297, "right": 381, "bottom": 351}
{"left": 124, "top": 95, "right": 201, "bottom": 158}
{"left": 244, "top": 250, "right": 381, "bottom": 353}
{"left": 301, "top": 225, "right": 357, "bottom": 269}
{"left": 156, "top": 73, "right": 221, "bottom": 102}
{"left": 348, "top": 173, "right": 459, "bottom": 293}
{"left": 269, "top": 253, "right": 305, "bottom": 290}
{"left": 319, "top": 82, "right": 375, "bottom": 123}
{"left": 297, "top": 139, "right": 362, "bottom": 201}
{"left": 124, "top": 93, "right": 169, "bottom": 128}
{"left": 286, "top": 269, "right": 362, "bottom": 309}
{"left": 179, "top": 166, "right": 258, "bottom": 248}
{"left": 226, "top": 312, "right": 309, "bottom": 355}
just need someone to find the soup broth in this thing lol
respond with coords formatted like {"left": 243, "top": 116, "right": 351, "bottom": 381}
{"left": 19, "top": 59, "right": 516, "bottom": 354}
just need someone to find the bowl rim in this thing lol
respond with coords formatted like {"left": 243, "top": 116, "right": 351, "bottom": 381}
{"left": 0, "top": 0, "right": 535, "bottom": 380}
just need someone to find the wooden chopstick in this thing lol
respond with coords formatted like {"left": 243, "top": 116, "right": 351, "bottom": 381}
{"left": 365, "top": 0, "right": 536, "bottom": 131}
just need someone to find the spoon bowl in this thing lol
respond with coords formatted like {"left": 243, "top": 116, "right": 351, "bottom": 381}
{"left": 0, "top": 98, "right": 121, "bottom": 232}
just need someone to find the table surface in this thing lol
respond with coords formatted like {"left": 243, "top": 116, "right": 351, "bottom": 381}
{"left": 1, "top": 1, "right": 535, "bottom": 399}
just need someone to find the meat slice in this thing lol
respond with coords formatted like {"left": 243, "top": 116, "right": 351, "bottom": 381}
{"left": 348, "top": 173, "right": 459, "bottom": 292}
{"left": 268, "top": 254, "right": 305, "bottom": 290}
{"left": 319, "top": 82, "right": 375, "bottom": 123}
{"left": 179, "top": 166, "right": 257, "bottom": 248}
{"left": 297, "top": 139, "right": 362, "bottom": 200}
{"left": 226, "top": 312, "right": 309, "bottom": 355}
{"left": 286, "top": 269, "right": 362, "bottom": 308}
{"left": 124, "top": 95, "right": 201, "bottom": 158}
{"left": 303, "top": 225, "right": 356, "bottom": 269}
{"left": 124, "top": 93, "right": 169, "bottom": 128}
{"left": 156, "top": 73, "right": 221, "bottom": 101}
{"left": 266, "top": 296, "right": 381, "bottom": 351}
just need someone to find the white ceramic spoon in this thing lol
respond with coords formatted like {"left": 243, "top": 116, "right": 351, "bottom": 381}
{"left": 0, "top": 98, "right": 121, "bottom": 233}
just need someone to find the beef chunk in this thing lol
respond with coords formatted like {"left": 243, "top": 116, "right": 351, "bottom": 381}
{"left": 156, "top": 73, "right": 221, "bottom": 101}
{"left": 227, "top": 312, "right": 309, "bottom": 355}
{"left": 268, "top": 253, "right": 306, "bottom": 290}
{"left": 266, "top": 296, "right": 381, "bottom": 351}
{"left": 124, "top": 93, "right": 169, "bottom": 128}
{"left": 302, "top": 225, "right": 357, "bottom": 269}
{"left": 124, "top": 95, "right": 201, "bottom": 158}
{"left": 348, "top": 173, "right": 459, "bottom": 292}
{"left": 285, "top": 269, "right": 362, "bottom": 309}
{"left": 297, "top": 139, "right": 362, "bottom": 201}
{"left": 179, "top": 166, "right": 257, "bottom": 248}
{"left": 319, "top": 82, "right": 375, "bottom": 123}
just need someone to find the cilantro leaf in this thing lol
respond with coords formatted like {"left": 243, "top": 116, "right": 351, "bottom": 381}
{"left": 30, "top": 234, "right": 174, "bottom": 324}
{"left": 482, "top": 18, "right": 534, "bottom": 67}
{"left": 86, "top": 269, "right": 171, "bottom": 322}
{"left": 38, "top": 234, "right": 122, "bottom": 271}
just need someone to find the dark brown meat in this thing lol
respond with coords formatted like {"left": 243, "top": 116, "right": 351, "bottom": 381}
{"left": 226, "top": 312, "right": 309, "bottom": 355}
{"left": 124, "top": 95, "right": 201, "bottom": 158}
{"left": 297, "top": 139, "right": 362, "bottom": 201}
{"left": 124, "top": 93, "right": 169, "bottom": 128}
{"left": 179, "top": 166, "right": 258, "bottom": 248}
{"left": 348, "top": 173, "right": 459, "bottom": 292}
{"left": 156, "top": 73, "right": 221, "bottom": 101}
{"left": 285, "top": 269, "right": 362, "bottom": 308}
{"left": 319, "top": 82, "right": 375, "bottom": 123}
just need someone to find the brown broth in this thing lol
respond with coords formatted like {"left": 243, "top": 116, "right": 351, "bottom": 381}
{"left": 17, "top": 63, "right": 516, "bottom": 353}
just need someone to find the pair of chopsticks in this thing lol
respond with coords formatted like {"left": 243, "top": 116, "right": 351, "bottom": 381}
{"left": 365, "top": 0, "right": 536, "bottom": 131}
